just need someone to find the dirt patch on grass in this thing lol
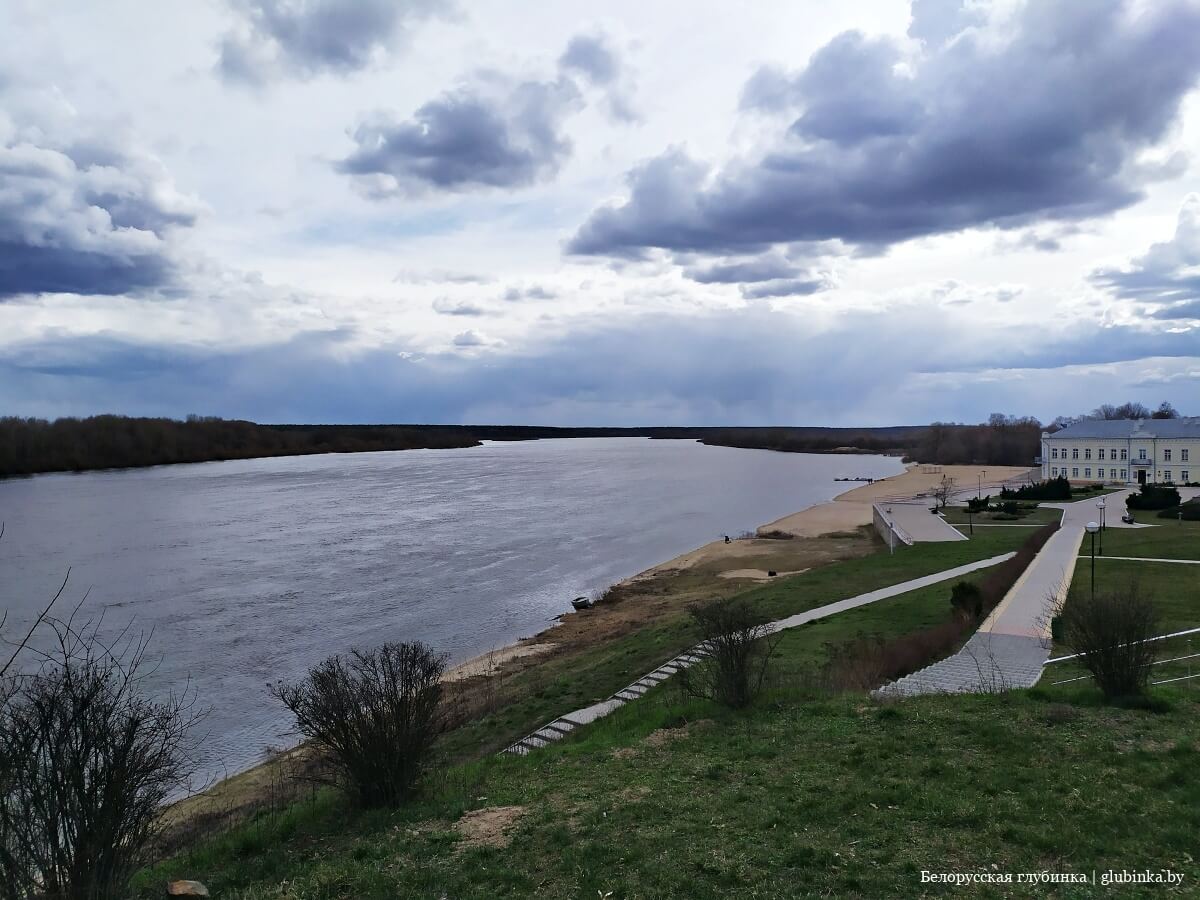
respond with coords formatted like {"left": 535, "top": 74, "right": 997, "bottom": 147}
{"left": 717, "top": 567, "right": 809, "bottom": 581}
{"left": 611, "top": 746, "right": 639, "bottom": 760}
{"left": 455, "top": 805, "right": 527, "bottom": 850}
{"left": 644, "top": 719, "right": 712, "bottom": 748}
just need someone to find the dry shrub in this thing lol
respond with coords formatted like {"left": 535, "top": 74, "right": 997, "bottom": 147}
{"left": 271, "top": 641, "right": 445, "bottom": 808}
{"left": 679, "top": 599, "right": 779, "bottom": 709}
{"left": 0, "top": 614, "right": 200, "bottom": 900}
{"left": 1061, "top": 580, "right": 1159, "bottom": 700}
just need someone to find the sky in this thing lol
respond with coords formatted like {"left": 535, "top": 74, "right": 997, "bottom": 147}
{"left": 1, "top": 0, "right": 1199, "bottom": 427}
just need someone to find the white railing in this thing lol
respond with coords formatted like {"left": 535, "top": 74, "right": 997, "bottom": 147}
{"left": 1045, "top": 626, "right": 1200, "bottom": 687}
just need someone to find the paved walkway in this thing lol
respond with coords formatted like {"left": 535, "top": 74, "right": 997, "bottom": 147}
{"left": 502, "top": 552, "right": 1014, "bottom": 755}
{"left": 875, "top": 493, "right": 1114, "bottom": 698}
{"left": 883, "top": 502, "right": 967, "bottom": 542}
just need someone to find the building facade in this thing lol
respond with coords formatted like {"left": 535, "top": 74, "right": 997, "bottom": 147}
{"left": 1040, "top": 418, "right": 1200, "bottom": 486}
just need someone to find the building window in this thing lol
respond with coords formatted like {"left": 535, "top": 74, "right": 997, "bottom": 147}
{"left": 1072, "top": 467, "right": 1079, "bottom": 478}
{"left": 1183, "top": 449, "right": 1189, "bottom": 462}
{"left": 1098, "top": 448, "right": 1106, "bottom": 460}
{"left": 1183, "top": 471, "right": 1190, "bottom": 483}
{"left": 1139, "top": 448, "right": 1147, "bottom": 460}
{"left": 1051, "top": 448, "right": 1058, "bottom": 460}
{"left": 1051, "top": 467, "right": 1058, "bottom": 476}
{"left": 1084, "top": 467, "right": 1091, "bottom": 478}
{"left": 1164, "top": 471, "right": 1172, "bottom": 483}
{"left": 1121, "top": 448, "right": 1128, "bottom": 460}
{"left": 1121, "top": 469, "right": 1127, "bottom": 480}
{"left": 1164, "top": 449, "right": 1172, "bottom": 462}
{"left": 1072, "top": 448, "right": 1079, "bottom": 460}
{"left": 1085, "top": 448, "right": 1092, "bottom": 460}
{"left": 1110, "top": 468, "right": 1117, "bottom": 480}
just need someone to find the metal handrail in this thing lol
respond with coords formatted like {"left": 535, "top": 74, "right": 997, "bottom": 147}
{"left": 1045, "top": 626, "right": 1200, "bottom": 664}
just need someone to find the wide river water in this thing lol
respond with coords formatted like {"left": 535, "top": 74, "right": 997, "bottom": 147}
{"left": 0, "top": 438, "right": 902, "bottom": 786}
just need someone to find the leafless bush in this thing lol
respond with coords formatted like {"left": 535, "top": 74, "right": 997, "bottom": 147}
{"left": 0, "top": 612, "right": 199, "bottom": 900}
{"left": 679, "top": 599, "right": 779, "bottom": 709}
{"left": 823, "top": 619, "right": 968, "bottom": 692}
{"left": 1061, "top": 580, "right": 1159, "bottom": 700}
{"left": 270, "top": 641, "right": 445, "bottom": 808}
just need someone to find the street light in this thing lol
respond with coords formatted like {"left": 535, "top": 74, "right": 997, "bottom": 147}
{"left": 978, "top": 469, "right": 987, "bottom": 499}
{"left": 1086, "top": 521, "right": 1100, "bottom": 602}
{"left": 1096, "top": 498, "right": 1106, "bottom": 555}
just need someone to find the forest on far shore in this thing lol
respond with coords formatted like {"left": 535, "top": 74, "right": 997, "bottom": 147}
{"left": 0, "top": 404, "right": 1181, "bottom": 478}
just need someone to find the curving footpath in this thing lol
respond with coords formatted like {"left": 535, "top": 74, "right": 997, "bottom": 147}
{"left": 502, "top": 551, "right": 1016, "bottom": 756}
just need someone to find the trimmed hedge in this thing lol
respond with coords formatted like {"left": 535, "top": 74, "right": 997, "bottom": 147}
{"left": 1127, "top": 483, "right": 1182, "bottom": 510}
{"left": 1157, "top": 499, "right": 1200, "bottom": 521}
{"left": 1001, "top": 476, "right": 1071, "bottom": 501}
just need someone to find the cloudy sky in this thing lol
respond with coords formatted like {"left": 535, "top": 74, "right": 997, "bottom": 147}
{"left": 2, "top": 0, "right": 1199, "bottom": 426}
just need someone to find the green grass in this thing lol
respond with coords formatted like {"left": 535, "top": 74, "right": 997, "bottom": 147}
{"left": 440, "top": 526, "right": 1035, "bottom": 758}
{"left": 1098, "top": 519, "right": 1200, "bottom": 560}
{"left": 137, "top": 687, "right": 1200, "bottom": 898}
{"left": 940, "top": 506, "right": 1064, "bottom": 527}
{"left": 1045, "top": 557, "right": 1200, "bottom": 692}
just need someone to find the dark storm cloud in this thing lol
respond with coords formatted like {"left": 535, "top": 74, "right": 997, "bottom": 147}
{"left": 217, "top": 0, "right": 448, "bottom": 84}
{"left": 570, "top": 1, "right": 1200, "bottom": 261}
{"left": 0, "top": 123, "right": 199, "bottom": 300}
{"left": 1092, "top": 194, "right": 1200, "bottom": 313}
{"left": 336, "top": 75, "right": 583, "bottom": 195}
{"left": 336, "top": 30, "right": 639, "bottom": 196}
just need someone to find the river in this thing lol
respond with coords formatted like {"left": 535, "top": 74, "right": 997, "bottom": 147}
{"left": 0, "top": 438, "right": 903, "bottom": 786}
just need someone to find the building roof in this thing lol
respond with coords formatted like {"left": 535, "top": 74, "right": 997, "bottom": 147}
{"left": 1047, "top": 417, "right": 1200, "bottom": 440}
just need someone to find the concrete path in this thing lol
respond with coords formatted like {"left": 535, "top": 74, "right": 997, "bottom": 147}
{"left": 502, "top": 552, "right": 1014, "bottom": 756}
{"left": 882, "top": 502, "right": 967, "bottom": 542}
{"left": 875, "top": 493, "right": 1114, "bottom": 698}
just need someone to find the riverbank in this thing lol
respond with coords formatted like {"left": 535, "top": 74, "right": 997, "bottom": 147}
{"left": 160, "top": 461, "right": 1033, "bottom": 839}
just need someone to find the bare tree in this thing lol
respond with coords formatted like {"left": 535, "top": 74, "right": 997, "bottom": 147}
{"left": 271, "top": 641, "right": 445, "bottom": 808}
{"left": 1060, "top": 580, "right": 1159, "bottom": 700}
{"left": 0, "top": 610, "right": 200, "bottom": 900}
{"left": 680, "top": 599, "right": 780, "bottom": 709}
{"left": 932, "top": 475, "right": 957, "bottom": 509}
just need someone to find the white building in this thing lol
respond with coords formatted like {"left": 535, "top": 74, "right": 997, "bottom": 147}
{"left": 1040, "top": 418, "right": 1200, "bottom": 486}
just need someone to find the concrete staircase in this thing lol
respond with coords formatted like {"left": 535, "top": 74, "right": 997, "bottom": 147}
{"left": 873, "top": 632, "right": 1049, "bottom": 698}
{"left": 502, "top": 645, "right": 711, "bottom": 756}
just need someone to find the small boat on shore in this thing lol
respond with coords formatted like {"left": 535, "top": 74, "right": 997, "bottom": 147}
{"left": 571, "top": 595, "right": 593, "bottom": 611}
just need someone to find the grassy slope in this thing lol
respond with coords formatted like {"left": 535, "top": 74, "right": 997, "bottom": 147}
{"left": 137, "top": 688, "right": 1200, "bottom": 898}
{"left": 442, "top": 527, "right": 1032, "bottom": 758}
{"left": 134, "top": 525, "right": 1200, "bottom": 898}
{"left": 1046, "top": 519, "right": 1200, "bottom": 692}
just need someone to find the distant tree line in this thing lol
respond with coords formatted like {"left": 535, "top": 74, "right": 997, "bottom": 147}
{"left": 0, "top": 416, "right": 479, "bottom": 478}
{"left": 4, "top": 404, "right": 1186, "bottom": 478}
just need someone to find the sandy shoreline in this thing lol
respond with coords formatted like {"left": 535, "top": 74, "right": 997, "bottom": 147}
{"left": 632, "top": 462, "right": 1033, "bottom": 579}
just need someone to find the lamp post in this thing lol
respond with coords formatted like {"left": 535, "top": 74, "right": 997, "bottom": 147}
{"left": 1096, "top": 498, "right": 1106, "bottom": 555}
{"left": 978, "top": 469, "right": 986, "bottom": 499}
{"left": 1086, "top": 521, "right": 1100, "bottom": 602}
